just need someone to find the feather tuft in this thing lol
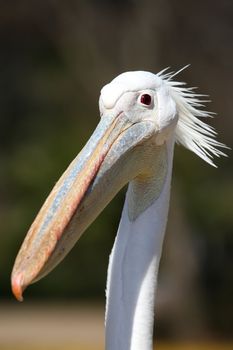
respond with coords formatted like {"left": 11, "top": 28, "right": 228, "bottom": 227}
{"left": 159, "top": 67, "right": 228, "bottom": 167}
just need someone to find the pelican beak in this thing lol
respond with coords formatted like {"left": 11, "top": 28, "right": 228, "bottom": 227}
{"left": 11, "top": 111, "right": 155, "bottom": 301}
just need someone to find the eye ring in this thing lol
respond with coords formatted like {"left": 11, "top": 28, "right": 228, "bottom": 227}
{"left": 140, "top": 93, "right": 152, "bottom": 106}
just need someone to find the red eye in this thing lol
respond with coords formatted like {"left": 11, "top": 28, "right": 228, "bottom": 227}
{"left": 140, "top": 94, "right": 152, "bottom": 106}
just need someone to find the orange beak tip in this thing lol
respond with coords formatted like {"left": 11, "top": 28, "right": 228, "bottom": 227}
{"left": 11, "top": 273, "right": 25, "bottom": 302}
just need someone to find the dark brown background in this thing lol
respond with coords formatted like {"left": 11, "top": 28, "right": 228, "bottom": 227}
{"left": 0, "top": 0, "right": 232, "bottom": 342}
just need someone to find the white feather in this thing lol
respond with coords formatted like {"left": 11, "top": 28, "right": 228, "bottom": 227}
{"left": 159, "top": 67, "right": 228, "bottom": 167}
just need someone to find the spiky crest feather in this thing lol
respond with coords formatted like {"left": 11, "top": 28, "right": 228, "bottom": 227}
{"left": 158, "top": 67, "right": 228, "bottom": 167}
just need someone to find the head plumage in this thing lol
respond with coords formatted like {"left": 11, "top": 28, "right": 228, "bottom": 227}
{"left": 158, "top": 66, "right": 228, "bottom": 167}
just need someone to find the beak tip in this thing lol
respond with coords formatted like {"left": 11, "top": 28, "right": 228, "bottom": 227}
{"left": 11, "top": 273, "right": 25, "bottom": 302}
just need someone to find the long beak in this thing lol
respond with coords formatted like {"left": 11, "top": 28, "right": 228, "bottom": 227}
{"left": 11, "top": 112, "right": 155, "bottom": 301}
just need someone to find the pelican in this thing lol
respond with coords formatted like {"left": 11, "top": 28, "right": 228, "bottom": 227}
{"left": 11, "top": 69, "right": 226, "bottom": 350}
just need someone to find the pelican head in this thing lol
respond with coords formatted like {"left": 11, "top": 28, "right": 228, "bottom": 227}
{"left": 11, "top": 69, "right": 226, "bottom": 301}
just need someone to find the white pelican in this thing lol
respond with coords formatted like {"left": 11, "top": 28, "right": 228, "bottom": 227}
{"left": 11, "top": 69, "right": 226, "bottom": 350}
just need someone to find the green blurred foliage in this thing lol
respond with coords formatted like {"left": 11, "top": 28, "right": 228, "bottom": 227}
{"left": 0, "top": 0, "right": 232, "bottom": 340}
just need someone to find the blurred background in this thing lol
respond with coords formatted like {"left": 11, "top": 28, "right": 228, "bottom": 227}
{"left": 0, "top": 0, "right": 232, "bottom": 349}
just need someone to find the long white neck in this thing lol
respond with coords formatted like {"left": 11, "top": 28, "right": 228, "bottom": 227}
{"left": 105, "top": 139, "right": 175, "bottom": 350}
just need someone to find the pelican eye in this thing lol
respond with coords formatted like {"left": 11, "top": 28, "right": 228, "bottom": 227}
{"left": 140, "top": 94, "right": 152, "bottom": 106}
